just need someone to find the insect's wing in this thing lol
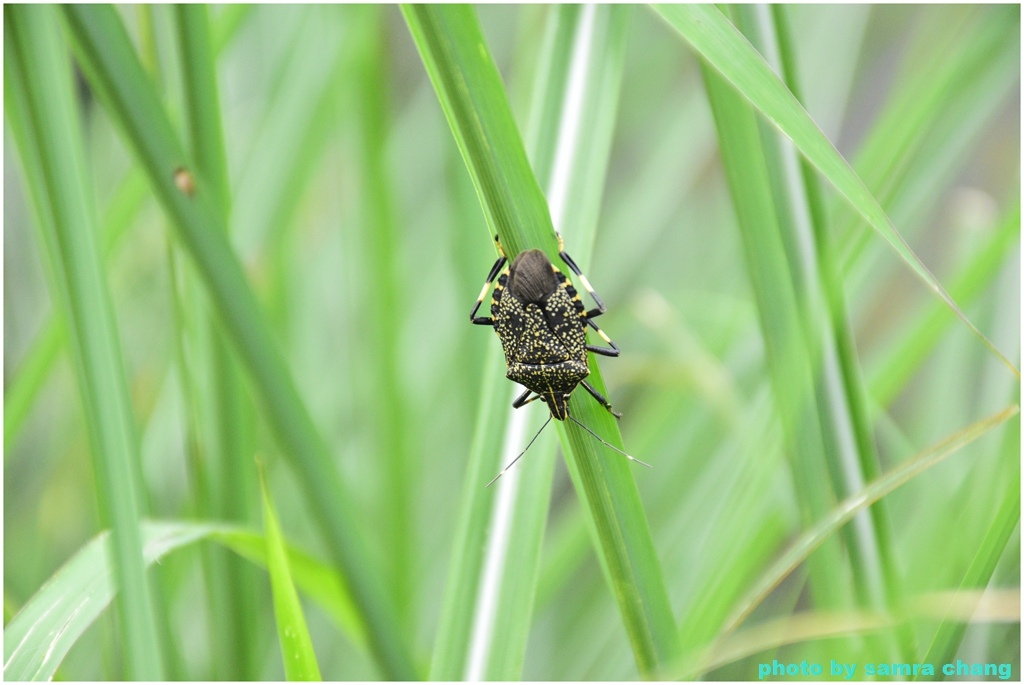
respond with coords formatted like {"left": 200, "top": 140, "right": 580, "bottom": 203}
{"left": 544, "top": 275, "right": 588, "bottom": 362}
{"left": 493, "top": 280, "right": 529, "bottom": 366}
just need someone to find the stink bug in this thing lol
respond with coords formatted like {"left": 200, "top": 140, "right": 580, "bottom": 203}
{"left": 471, "top": 234, "right": 650, "bottom": 485}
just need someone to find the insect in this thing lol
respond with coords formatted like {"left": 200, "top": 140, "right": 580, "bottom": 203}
{"left": 471, "top": 234, "right": 650, "bottom": 485}
{"left": 173, "top": 166, "right": 196, "bottom": 197}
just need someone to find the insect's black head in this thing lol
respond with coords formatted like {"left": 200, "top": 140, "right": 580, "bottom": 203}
{"left": 542, "top": 392, "right": 571, "bottom": 421}
{"left": 507, "top": 249, "right": 559, "bottom": 305}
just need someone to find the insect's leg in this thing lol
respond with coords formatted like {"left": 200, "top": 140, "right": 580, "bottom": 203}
{"left": 512, "top": 387, "right": 543, "bottom": 409}
{"left": 470, "top": 254, "right": 507, "bottom": 325}
{"left": 584, "top": 318, "right": 620, "bottom": 358}
{"left": 580, "top": 379, "right": 622, "bottom": 419}
{"left": 554, "top": 239, "right": 620, "bottom": 352}
{"left": 558, "top": 248, "right": 607, "bottom": 319}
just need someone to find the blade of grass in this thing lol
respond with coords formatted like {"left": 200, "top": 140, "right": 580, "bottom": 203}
{"left": 661, "top": 403, "right": 1019, "bottom": 679}
{"left": 836, "top": 8, "right": 1019, "bottom": 268}
{"left": 58, "top": 6, "right": 416, "bottom": 678}
{"left": 431, "top": 6, "right": 547, "bottom": 678}
{"left": 918, "top": 399, "right": 1020, "bottom": 677}
{"left": 172, "top": 5, "right": 261, "bottom": 679}
{"left": 652, "top": 4, "right": 1018, "bottom": 378}
{"left": 690, "top": 589, "right": 1020, "bottom": 679}
{"left": 176, "top": 5, "right": 229, "bottom": 213}
{"left": 214, "top": 531, "right": 366, "bottom": 648}
{"left": 204, "top": 7, "right": 369, "bottom": 672}
{"left": 429, "top": 340, "right": 525, "bottom": 678}
{"left": 3, "top": 520, "right": 366, "bottom": 681}
{"left": 540, "top": 6, "right": 683, "bottom": 670}
{"left": 735, "top": 3, "right": 904, "bottom": 656}
{"left": 349, "top": 5, "right": 415, "bottom": 632}
{"left": 4, "top": 168, "right": 147, "bottom": 456}
{"left": 720, "top": 404, "right": 1019, "bottom": 643}
{"left": 462, "top": 406, "right": 555, "bottom": 680}
{"left": 698, "top": 610, "right": 894, "bottom": 676}
{"left": 481, "top": 4, "right": 632, "bottom": 677}
{"left": 840, "top": 12, "right": 1018, "bottom": 354}
{"left": 454, "top": 12, "right": 598, "bottom": 677}
{"left": 522, "top": 3, "right": 633, "bottom": 656}
{"left": 5, "top": 6, "right": 164, "bottom": 678}
{"left": 3, "top": 1, "right": 250, "bottom": 456}
{"left": 3, "top": 315, "right": 63, "bottom": 454}
{"left": 700, "top": 39, "right": 852, "bottom": 617}
{"left": 2, "top": 522, "right": 205, "bottom": 682}
{"left": 259, "top": 465, "right": 323, "bottom": 681}
{"left": 402, "top": 4, "right": 679, "bottom": 676}
{"left": 870, "top": 200, "right": 1021, "bottom": 406}
{"left": 400, "top": 4, "right": 557, "bottom": 260}
{"left": 210, "top": 4, "right": 251, "bottom": 56}
{"left": 431, "top": 6, "right": 631, "bottom": 679}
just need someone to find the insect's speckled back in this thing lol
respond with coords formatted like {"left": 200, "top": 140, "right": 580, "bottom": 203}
{"left": 492, "top": 250, "right": 589, "bottom": 396}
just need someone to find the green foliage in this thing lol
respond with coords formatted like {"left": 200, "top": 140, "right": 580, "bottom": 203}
{"left": 6, "top": 6, "right": 163, "bottom": 678}
{"left": 4, "top": 5, "right": 1018, "bottom": 680}
{"left": 259, "top": 465, "right": 323, "bottom": 681}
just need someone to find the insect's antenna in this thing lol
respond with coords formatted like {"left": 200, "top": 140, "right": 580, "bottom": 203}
{"left": 568, "top": 416, "right": 652, "bottom": 469}
{"left": 487, "top": 416, "right": 553, "bottom": 488}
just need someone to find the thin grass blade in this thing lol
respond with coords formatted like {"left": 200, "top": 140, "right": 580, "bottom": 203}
{"left": 348, "top": 5, "right": 417, "bottom": 632}
{"left": 2, "top": 2, "right": 259, "bottom": 453}
{"left": 2, "top": 522, "right": 207, "bottom": 681}
{"left": 259, "top": 467, "right": 323, "bottom": 681}
{"left": 836, "top": 9, "right": 1019, "bottom": 268}
{"left": 401, "top": 4, "right": 556, "bottom": 260}
{"left": 5, "top": 6, "right": 164, "bottom": 678}
{"left": 870, "top": 201, "right": 1021, "bottom": 405}
{"left": 918, "top": 405, "right": 1020, "bottom": 677}
{"left": 732, "top": 3, "right": 904, "bottom": 656}
{"left": 720, "top": 403, "right": 1019, "bottom": 644}
{"left": 3, "top": 316, "right": 62, "bottom": 453}
{"left": 652, "top": 4, "right": 1018, "bottom": 378}
{"left": 436, "top": 5, "right": 634, "bottom": 678}
{"left": 58, "top": 6, "right": 416, "bottom": 678}
{"left": 660, "top": 404, "right": 1017, "bottom": 679}
{"left": 172, "top": 6, "right": 261, "bottom": 678}
{"left": 3, "top": 520, "right": 366, "bottom": 681}
{"left": 403, "top": 4, "right": 679, "bottom": 676}
{"left": 699, "top": 37, "right": 852, "bottom": 621}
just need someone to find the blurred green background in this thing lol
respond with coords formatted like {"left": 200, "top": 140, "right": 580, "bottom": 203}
{"left": 4, "top": 4, "right": 1019, "bottom": 680}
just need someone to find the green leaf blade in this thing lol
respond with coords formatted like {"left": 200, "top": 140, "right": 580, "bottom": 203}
{"left": 6, "top": 6, "right": 164, "bottom": 678}
{"left": 260, "top": 468, "right": 323, "bottom": 681}
{"left": 3, "top": 522, "right": 211, "bottom": 681}
{"left": 404, "top": 4, "right": 679, "bottom": 676}
{"left": 653, "top": 3, "right": 1019, "bottom": 378}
